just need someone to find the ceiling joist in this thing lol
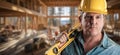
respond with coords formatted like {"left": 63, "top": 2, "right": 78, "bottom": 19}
{"left": 0, "top": 1, "right": 41, "bottom": 16}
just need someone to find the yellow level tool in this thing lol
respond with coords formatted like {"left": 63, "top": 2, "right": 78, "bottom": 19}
{"left": 45, "top": 24, "right": 80, "bottom": 55}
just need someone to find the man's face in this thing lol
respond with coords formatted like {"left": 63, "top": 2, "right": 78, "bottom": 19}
{"left": 81, "top": 12, "right": 104, "bottom": 36}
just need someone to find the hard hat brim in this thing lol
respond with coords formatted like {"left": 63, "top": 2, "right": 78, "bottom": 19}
{"left": 82, "top": 10, "right": 107, "bottom": 15}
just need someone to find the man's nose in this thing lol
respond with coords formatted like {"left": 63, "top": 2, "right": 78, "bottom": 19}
{"left": 90, "top": 17, "right": 96, "bottom": 25}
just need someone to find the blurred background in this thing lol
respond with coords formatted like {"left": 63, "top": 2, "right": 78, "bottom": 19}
{"left": 0, "top": 0, "right": 120, "bottom": 55}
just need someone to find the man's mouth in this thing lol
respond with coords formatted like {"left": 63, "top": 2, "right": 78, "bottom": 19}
{"left": 89, "top": 26, "right": 96, "bottom": 28}
{"left": 88, "top": 26, "right": 97, "bottom": 30}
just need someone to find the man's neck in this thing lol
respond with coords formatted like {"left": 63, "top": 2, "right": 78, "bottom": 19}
{"left": 83, "top": 33, "right": 102, "bottom": 43}
{"left": 83, "top": 33, "right": 103, "bottom": 54}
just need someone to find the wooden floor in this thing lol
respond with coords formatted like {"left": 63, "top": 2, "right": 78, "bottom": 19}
{"left": 0, "top": 30, "right": 50, "bottom": 55}
{"left": 17, "top": 48, "right": 48, "bottom": 55}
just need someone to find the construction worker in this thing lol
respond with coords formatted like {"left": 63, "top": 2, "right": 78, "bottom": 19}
{"left": 60, "top": 0, "right": 120, "bottom": 55}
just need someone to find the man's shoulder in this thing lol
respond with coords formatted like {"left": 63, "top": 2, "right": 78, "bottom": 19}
{"left": 107, "top": 37, "right": 120, "bottom": 50}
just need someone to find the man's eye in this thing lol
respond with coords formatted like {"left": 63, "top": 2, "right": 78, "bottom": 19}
{"left": 85, "top": 16, "right": 92, "bottom": 19}
{"left": 96, "top": 16, "right": 101, "bottom": 19}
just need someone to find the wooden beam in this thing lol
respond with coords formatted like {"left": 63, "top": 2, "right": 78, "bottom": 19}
{"left": 0, "top": 11, "right": 36, "bottom": 17}
{"left": 47, "top": 16, "right": 78, "bottom": 18}
{"left": 4, "top": 17, "right": 6, "bottom": 25}
{"left": 16, "top": 17, "right": 20, "bottom": 30}
{"left": 0, "top": 13, "right": 26, "bottom": 17}
{"left": 25, "top": 14, "right": 27, "bottom": 37}
{"left": 20, "top": 16, "right": 22, "bottom": 31}
{"left": 43, "top": 1, "right": 80, "bottom": 6}
{"left": 0, "top": 11, "right": 25, "bottom": 14}
{"left": 33, "top": 16, "right": 37, "bottom": 29}
{"left": 0, "top": 17, "right": 2, "bottom": 24}
{"left": 0, "top": 17, "right": 4, "bottom": 24}
{"left": 0, "top": 15, "right": 25, "bottom": 17}
{"left": 17, "top": 0, "right": 20, "bottom": 6}
{"left": 36, "top": 16, "right": 39, "bottom": 30}
{"left": 31, "top": 16, "right": 34, "bottom": 30}
{"left": 108, "top": 8, "right": 120, "bottom": 13}
{"left": 38, "top": 0, "right": 47, "bottom": 7}
{"left": 108, "top": 8, "right": 120, "bottom": 11}
{"left": 107, "top": 0, "right": 120, "bottom": 8}
{"left": 30, "top": 0, "right": 32, "bottom": 10}
{"left": 34, "top": 0, "right": 37, "bottom": 11}
{"left": 0, "top": 1, "right": 41, "bottom": 16}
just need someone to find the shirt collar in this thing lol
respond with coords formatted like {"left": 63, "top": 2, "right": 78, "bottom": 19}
{"left": 77, "top": 31, "right": 110, "bottom": 48}
{"left": 77, "top": 30, "right": 84, "bottom": 45}
{"left": 99, "top": 31, "right": 110, "bottom": 48}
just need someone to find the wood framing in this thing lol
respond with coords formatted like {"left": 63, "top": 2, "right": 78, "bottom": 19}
{"left": 0, "top": 1, "right": 41, "bottom": 16}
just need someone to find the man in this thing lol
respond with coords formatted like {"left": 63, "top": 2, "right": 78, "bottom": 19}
{"left": 60, "top": 0, "right": 120, "bottom": 55}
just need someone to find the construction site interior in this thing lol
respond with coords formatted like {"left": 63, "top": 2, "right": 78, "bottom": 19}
{"left": 0, "top": 0, "right": 120, "bottom": 55}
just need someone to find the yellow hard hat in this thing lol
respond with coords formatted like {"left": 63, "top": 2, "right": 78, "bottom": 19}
{"left": 79, "top": 0, "right": 107, "bottom": 14}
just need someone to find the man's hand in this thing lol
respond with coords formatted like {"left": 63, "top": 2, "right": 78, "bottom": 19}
{"left": 56, "top": 32, "right": 68, "bottom": 48}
